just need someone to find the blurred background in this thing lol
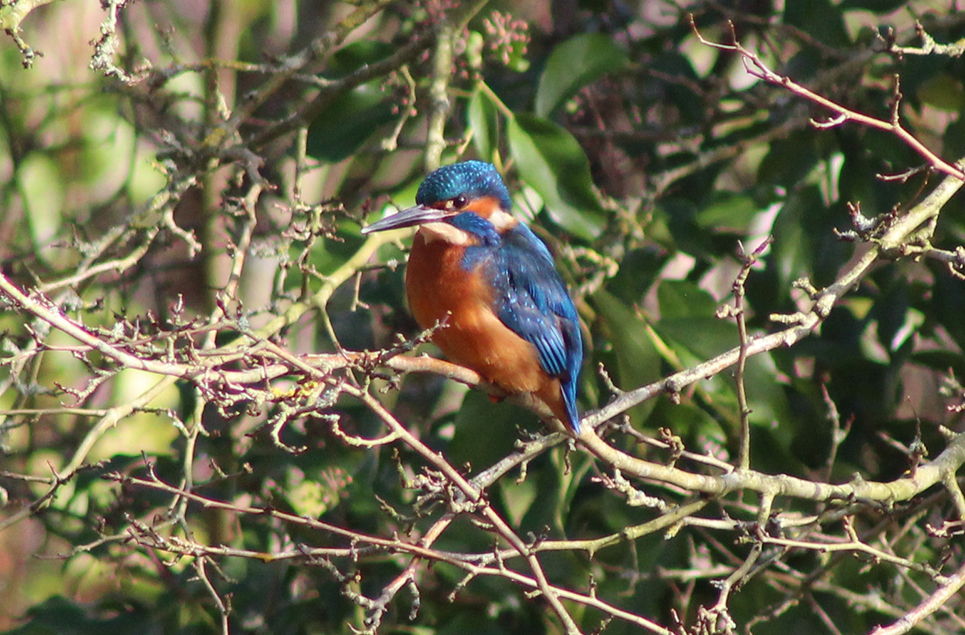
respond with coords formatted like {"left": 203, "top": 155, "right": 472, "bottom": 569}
{"left": 1, "top": 0, "right": 964, "bottom": 633}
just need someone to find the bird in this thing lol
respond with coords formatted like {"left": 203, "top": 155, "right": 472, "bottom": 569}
{"left": 362, "top": 160, "right": 584, "bottom": 433}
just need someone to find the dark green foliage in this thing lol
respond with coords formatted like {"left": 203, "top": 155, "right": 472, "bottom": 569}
{"left": 2, "top": 1, "right": 965, "bottom": 635}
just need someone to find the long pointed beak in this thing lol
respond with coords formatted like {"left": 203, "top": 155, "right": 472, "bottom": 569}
{"left": 361, "top": 205, "right": 455, "bottom": 234}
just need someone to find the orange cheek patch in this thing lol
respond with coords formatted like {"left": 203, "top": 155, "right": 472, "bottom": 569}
{"left": 463, "top": 196, "right": 516, "bottom": 230}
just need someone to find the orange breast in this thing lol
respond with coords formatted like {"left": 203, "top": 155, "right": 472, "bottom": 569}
{"left": 405, "top": 231, "right": 567, "bottom": 422}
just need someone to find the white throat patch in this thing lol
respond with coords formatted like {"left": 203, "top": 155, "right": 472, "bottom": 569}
{"left": 488, "top": 209, "right": 517, "bottom": 232}
{"left": 418, "top": 222, "right": 473, "bottom": 245}
{"left": 417, "top": 209, "right": 517, "bottom": 246}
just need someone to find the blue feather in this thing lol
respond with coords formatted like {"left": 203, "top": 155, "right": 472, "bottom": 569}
{"left": 378, "top": 161, "right": 584, "bottom": 431}
{"left": 416, "top": 160, "right": 512, "bottom": 211}
{"left": 458, "top": 216, "right": 583, "bottom": 430}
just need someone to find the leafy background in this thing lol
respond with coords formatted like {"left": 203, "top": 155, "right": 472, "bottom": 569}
{"left": 1, "top": 1, "right": 964, "bottom": 634}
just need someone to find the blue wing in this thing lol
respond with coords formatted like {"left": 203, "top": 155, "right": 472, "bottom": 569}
{"left": 484, "top": 225, "right": 583, "bottom": 426}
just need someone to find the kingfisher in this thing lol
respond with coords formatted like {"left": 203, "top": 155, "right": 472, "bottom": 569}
{"left": 362, "top": 161, "right": 583, "bottom": 433}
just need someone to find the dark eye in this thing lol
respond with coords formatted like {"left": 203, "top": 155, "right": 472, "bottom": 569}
{"left": 452, "top": 195, "right": 468, "bottom": 209}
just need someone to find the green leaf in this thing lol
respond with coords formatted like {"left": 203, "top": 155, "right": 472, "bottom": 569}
{"left": 20, "top": 152, "right": 64, "bottom": 258}
{"left": 499, "top": 474, "right": 537, "bottom": 525}
{"left": 325, "top": 40, "right": 395, "bottom": 78}
{"left": 658, "top": 315, "right": 737, "bottom": 359}
{"left": 11, "top": 595, "right": 154, "bottom": 635}
{"left": 654, "top": 280, "right": 789, "bottom": 432}
{"left": 943, "top": 108, "right": 965, "bottom": 159}
{"left": 911, "top": 349, "right": 965, "bottom": 375}
{"left": 283, "top": 466, "right": 341, "bottom": 518}
{"left": 465, "top": 30, "right": 484, "bottom": 70}
{"left": 516, "top": 451, "right": 566, "bottom": 534}
{"left": 604, "top": 248, "right": 666, "bottom": 305}
{"left": 930, "top": 263, "right": 965, "bottom": 349}
{"left": 768, "top": 185, "right": 846, "bottom": 291}
{"left": 695, "top": 194, "right": 759, "bottom": 234}
{"left": 769, "top": 187, "right": 816, "bottom": 293}
{"left": 839, "top": 0, "right": 909, "bottom": 10}
{"left": 784, "top": 0, "right": 850, "bottom": 48}
{"left": 917, "top": 73, "right": 965, "bottom": 113}
{"left": 872, "top": 278, "right": 911, "bottom": 355}
{"left": 656, "top": 280, "right": 718, "bottom": 321}
{"left": 508, "top": 113, "right": 606, "bottom": 239}
{"left": 467, "top": 85, "right": 500, "bottom": 163}
{"left": 536, "top": 33, "right": 627, "bottom": 118}
{"left": 758, "top": 130, "right": 820, "bottom": 188}
{"left": 449, "top": 390, "right": 533, "bottom": 470}
{"left": 649, "top": 52, "right": 702, "bottom": 123}
{"left": 306, "top": 83, "right": 397, "bottom": 163}
{"left": 594, "top": 291, "right": 661, "bottom": 424}
{"left": 655, "top": 280, "right": 736, "bottom": 365}
{"left": 306, "top": 40, "right": 398, "bottom": 163}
